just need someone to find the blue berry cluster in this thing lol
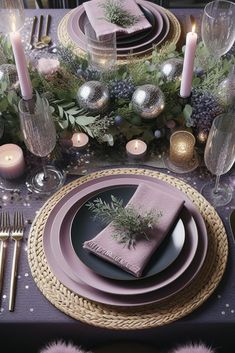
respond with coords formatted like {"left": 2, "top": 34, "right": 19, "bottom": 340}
{"left": 109, "top": 78, "right": 135, "bottom": 100}
{"left": 76, "top": 66, "right": 101, "bottom": 81}
{"left": 190, "top": 89, "right": 223, "bottom": 133}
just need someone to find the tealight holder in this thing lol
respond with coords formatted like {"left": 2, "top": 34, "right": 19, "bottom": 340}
{"left": 126, "top": 139, "right": 147, "bottom": 162}
{"left": 164, "top": 130, "right": 199, "bottom": 173}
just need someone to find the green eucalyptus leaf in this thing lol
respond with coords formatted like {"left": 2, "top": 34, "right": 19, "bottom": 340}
{"left": 183, "top": 104, "right": 193, "bottom": 120}
{"left": 76, "top": 116, "right": 97, "bottom": 126}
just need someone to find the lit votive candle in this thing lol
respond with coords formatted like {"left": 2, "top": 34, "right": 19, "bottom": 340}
{"left": 169, "top": 131, "right": 195, "bottom": 167}
{"left": 0, "top": 144, "right": 25, "bottom": 179}
{"left": 71, "top": 132, "right": 89, "bottom": 150}
{"left": 126, "top": 139, "right": 147, "bottom": 159}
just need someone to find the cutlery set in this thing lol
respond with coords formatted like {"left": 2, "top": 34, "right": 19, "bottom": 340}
{"left": 0, "top": 211, "right": 24, "bottom": 312}
{"left": 29, "top": 14, "right": 52, "bottom": 50}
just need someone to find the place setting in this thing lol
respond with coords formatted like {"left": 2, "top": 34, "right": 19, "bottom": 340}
{"left": 28, "top": 167, "right": 228, "bottom": 328}
{"left": 57, "top": 0, "right": 180, "bottom": 62}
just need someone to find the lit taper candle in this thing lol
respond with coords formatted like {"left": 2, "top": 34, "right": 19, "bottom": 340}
{"left": 180, "top": 24, "right": 198, "bottom": 98}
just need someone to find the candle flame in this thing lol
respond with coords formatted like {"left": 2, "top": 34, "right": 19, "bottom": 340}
{"left": 192, "top": 24, "right": 196, "bottom": 33}
{"left": 5, "top": 155, "right": 13, "bottom": 161}
{"left": 134, "top": 140, "right": 139, "bottom": 150}
{"left": 77, "top": 135, "right": 80, "bottom": 143}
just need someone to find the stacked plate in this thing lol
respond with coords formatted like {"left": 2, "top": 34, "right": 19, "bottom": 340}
{"left": 62, "top": 0, "right": 180, "bottom": 59}
{"left": 43, "top": 172, "right": 208, "bottom": 307}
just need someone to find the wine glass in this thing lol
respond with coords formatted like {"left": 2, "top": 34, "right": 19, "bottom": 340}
{"left": 18, "top": 94, "right": 65, "bottom": 195}
{"left": 201, "top": 0, "right": 235, "bottom": 60}
{"left": 84, "top": 21, "right": 117, "bottom": 73}
{"left": 201, "top": 113, "right": 235, "bottom": 207}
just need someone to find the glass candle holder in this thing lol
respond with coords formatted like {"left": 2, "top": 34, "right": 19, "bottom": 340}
{"left": 169, "top": 131, "right": 195, "bottom": 166}
{"left": 126, "top": 139, "right": 147, "bottom": 160}
{"left": 84, "top": 22, "right": 117, "bottom": 72}
{"left": 164, "top": 130, "right": 199, "bottom": 173}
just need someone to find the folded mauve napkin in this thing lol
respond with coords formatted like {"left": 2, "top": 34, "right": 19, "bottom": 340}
{"left": 83, "top": 183, "right": 185, "bottom": 277}
{"left": 83, "top": 0, "right": 152, "bottom": 39}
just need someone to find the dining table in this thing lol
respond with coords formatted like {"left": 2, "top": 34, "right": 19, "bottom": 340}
{"left": 0, "top": 6, "right": 235, "bottom": 353}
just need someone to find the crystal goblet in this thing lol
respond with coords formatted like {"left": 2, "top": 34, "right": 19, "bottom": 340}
{"left": 201, "top": 113, "right": 235, "bottom": 207}
{"left": 18, "top": 95, "right": 65, "bottom": 195}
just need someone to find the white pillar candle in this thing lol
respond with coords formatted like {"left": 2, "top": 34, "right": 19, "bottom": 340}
{"left": 180, "top": 25, "right": 198, "bottom": 98}
{"left": 126, "top": 139, "right": 147, "bottom": 159}
{"left": 71, "top": 132, "right": 89, "bottom": 150}
{"left": 0, "top": 144, "right": 25, "bottom": 179}
{"left": 10, "top": 30, "right": 33, "bottom": 100}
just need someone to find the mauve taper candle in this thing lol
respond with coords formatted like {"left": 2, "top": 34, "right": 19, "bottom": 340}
{"left": 10, "top": 30, "right": 33, "bottom": 100}
{"left": 180, "top": 25, "right": 198, "bottom": 98}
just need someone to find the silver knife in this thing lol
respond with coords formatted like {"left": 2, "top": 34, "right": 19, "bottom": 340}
{"left": 230, "top": 209, "right": 235, "bottom": 241}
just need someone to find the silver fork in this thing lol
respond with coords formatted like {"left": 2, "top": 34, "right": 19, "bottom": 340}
{"left": 0, "top": 212, "right": 10, "bottom": 297}
{"left": 9, "top": 212, "right": 24, "bottom": 312}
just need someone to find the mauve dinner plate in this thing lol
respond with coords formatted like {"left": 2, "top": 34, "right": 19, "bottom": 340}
{"left": 42, "top": 174, "right": 207, "bottom": 306}
{"left": 66, "top": 0, "right": 169, "bottom": 55}
{"left": 71, "top": 185, "right": 186, "bottom": 281}
{"left": 48, "top": 177, "right": 199, "bottom": 295}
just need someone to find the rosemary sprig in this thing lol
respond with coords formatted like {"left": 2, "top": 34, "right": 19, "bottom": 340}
{"left": 100, "top": 0, "right": 140, "bottom": 28}
{"left": 86, "top": 195, "right": 163, "bottom": 248}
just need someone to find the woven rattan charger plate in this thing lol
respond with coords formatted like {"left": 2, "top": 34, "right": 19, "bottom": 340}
{"left": 57, "top": 7, "right": 181, "bottom": 64}
{"left": 28, "top": 168, "right": 228, "bottom": 330}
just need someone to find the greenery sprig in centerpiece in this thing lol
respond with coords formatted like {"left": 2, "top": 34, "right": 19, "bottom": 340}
{"left": 86, "top": 195, "right": 163, "bottom": 248}
{"left": 100, "top": 0, "right": 140, "bottom": 28}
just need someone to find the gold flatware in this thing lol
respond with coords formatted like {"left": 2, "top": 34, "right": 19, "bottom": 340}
{"left": 41, "top": 14, "right": 52, "bottom": 45}
{"left": 34, "top": 15, "right": 45, "bottom": 49}
{"left": 35, "top": 14, "right": 51, "bottom": 49}
{"left": 0, "top": 212, "right": 10, "bottom": 298}
{"left": 9, "top": 212, "right": 24, "bottom": 312}
{"left": 29, "top": 16, "right": 38, "bottom": 50}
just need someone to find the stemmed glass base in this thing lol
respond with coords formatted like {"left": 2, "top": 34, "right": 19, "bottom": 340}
{"left": 201, "top": 181, "right": 233, "bottom": 207}
{"left": 26, "top": 165, "right": 66, "bottom": 196}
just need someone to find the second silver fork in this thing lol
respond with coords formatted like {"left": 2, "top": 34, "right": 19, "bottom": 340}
{"left": 9, "top": 212, "right": 24, "bottom": 312}
{"left": 0, "top": 212, "right": 10, "bottom": 297}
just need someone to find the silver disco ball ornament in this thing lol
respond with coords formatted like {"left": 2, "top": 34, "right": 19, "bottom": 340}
{"left": 217, "top": 75, "right": 235, "bottom": 105}
{"left": 0, "top": 64, "right": 19, "bottom": 89}
{"left": 0, "top": 47, "right": 6, "bottom": 65}
{"left": 132, "top": 84, "right": 165, "bottom": 119}
{"left": 77, "top": 81, "right": 110, "bottom": 113}
{"left": 160, "top": 58, "right": 183, "bottom": 81}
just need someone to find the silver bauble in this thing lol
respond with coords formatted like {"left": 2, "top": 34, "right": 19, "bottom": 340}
{"left": 217, "top": 75, "right": 235, "bottom": 105}
{"left": 160, "top": 58, "right": 183, "bottom": 81}
{"left": 0, "top": 64, "right": 19, "bottom": 89}
{"left": 131, "top": 84, "right": 165, "bottom": 119}
{"left": 77, "top": 81, "right": 110, "bottom": 113}
{"left": 0, "top": 47, "right": 6, "bottom": 65}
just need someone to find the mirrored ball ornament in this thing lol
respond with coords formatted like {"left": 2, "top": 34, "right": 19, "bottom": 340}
{"left": 131, "top": 84, "right": 165, "bottom": 119}
{"left": 217, "top": 76, "right": 235, "bottom": 105}
{"left": 160, "top": 58, "right": 183, "bottom": 81}
{"left": 0, "top": 64, "right": 19, "bottom": 89}
{"left": 77, "top": 81, "right": 110, "bottom": 113}
{"left": 0, "top": 47, "right": 6, "bottom": 66}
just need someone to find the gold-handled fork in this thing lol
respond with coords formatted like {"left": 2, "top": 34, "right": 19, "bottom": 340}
{"left": 0, "top": 212, "right": 10, "bottom": 297}
{"left": 9, "top": 212, "right": 24, "bottom": 312}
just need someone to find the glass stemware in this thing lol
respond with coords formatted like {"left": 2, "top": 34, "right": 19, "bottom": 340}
{"left": 201, "top": 0, "right": 235, "bottom": 60}
{"left": 18, "top": 94, "right": 65, "bottom": 195}
{"left": 84, "top": 21, "right": 117, "bottom": 73}
{"left": 201, "top": 113, "right": 235, "bottom": 207}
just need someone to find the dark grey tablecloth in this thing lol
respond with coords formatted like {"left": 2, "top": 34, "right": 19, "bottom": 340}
{"left": 1, "top": 8, "right": 235, "bottom": 353}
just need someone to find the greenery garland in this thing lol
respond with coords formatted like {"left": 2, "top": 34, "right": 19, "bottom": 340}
{"left": 0, "top": 34, "right": 234, "bottom": 148}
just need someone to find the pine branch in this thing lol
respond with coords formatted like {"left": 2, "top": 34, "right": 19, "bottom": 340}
{"left": 86, "top": 195, "right": 163, "bottom": 248}
{"left": 100, "top": 0, "right": 140, "bottom": 28}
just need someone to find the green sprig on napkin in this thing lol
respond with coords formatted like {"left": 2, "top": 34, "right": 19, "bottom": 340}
{"left": 86, "top": 195, "right": 163, "bottom": 248}
{"left": 100, "top": 0, "right": 140, "bottom": 28}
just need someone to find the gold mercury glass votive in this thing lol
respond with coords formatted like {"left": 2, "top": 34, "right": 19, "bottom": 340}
{"left": 169, "top": 131, "right": 196, "bottom": 167}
